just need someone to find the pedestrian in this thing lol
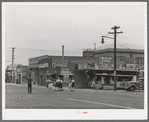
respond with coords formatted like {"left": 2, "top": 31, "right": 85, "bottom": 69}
{"left": 48, "top": 77, "right": 53, "bottom": 91}
{"left": 68, "top": 78, "right": 72, "bottom": 90}
{"left": 59, "top": 78, "right": 63, "bottom": 91}
{"left": 46, "top": 78, "right": 50, "bottom": 91}
{"left": 27, "top": 74, "right": 33, "bottom": 94}
{"left": 55, "top": 77, "right": 60, "bottom": 91}
{"left": 71, "top": 78, "right": 75, "bottom": 92}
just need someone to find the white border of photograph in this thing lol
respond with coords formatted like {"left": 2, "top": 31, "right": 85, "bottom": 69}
{"left": 2, "top": 2, "right": 148, "bottom": 120}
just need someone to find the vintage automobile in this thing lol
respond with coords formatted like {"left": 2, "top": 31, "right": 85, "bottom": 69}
{"left": 125, "top": 78, "right": 144, "bottom": 91}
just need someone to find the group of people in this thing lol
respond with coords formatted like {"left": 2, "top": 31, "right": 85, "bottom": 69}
{"left": 46, "top": 77, "right": 63, "bottom": 91}
{"left": 46, "top": 77, "right": 75, "bottom": 92}
{"left": 27, "top": 74, "right": 75, "bottom": 94}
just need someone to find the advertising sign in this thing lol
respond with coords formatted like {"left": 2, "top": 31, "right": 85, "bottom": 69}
{"left": 52, "top": 60, "right": 68, "bottom": 68}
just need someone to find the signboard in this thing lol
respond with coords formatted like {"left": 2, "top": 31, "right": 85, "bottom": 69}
{"left": 87, "top": 63, "right": 95, "bottom": 69}
{"left": 6, "top": 65, "right": 17, "bottom": 71}
{"left": 29, "top": 59, "right": 39, "bottom": 68}
{"left": 52, "top": 60, "right": 68, "bottom": 68}
{"left": 95, "top": 63, "right": 136, "bottom": 71}
{"left": 126, "top": 64, "right": 136, "bottom": 70}
{"left": 78, "top": 63, "right": 87, "bottom": 69}
{"left": 95, "top": 63, "right": 114, "bottom": 70}
{"left": 39, "top": 63, "right": 48, "bottom": 68}
{"left": 99, "top": 57, "right": 112, "bottom": 65}
{"left": 61, "top": 69, "right": 70, "bottom": 73}
{"left": 16, "top": 64, "right": 22, "bottom": 73}
{"left": 83, "top": 51, "right": 93, "bottom": 57}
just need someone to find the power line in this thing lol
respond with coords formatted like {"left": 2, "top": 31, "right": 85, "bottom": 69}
{"left": 6, "top": 47, "right": 82, "bottom": 53}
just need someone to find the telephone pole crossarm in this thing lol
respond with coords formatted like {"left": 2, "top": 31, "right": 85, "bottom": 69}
{"left": 108, "top": 31, "right": 123, "bottom": 34}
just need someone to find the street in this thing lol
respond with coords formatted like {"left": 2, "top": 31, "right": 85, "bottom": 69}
{"left": 5, "top": 83, "right": 144, "bottom": 109}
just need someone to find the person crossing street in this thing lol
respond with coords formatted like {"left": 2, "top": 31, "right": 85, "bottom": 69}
{"left": 27, "top": 74, "right": 33, "bottom": 94}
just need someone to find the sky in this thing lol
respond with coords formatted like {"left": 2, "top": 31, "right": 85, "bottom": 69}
{"left": 3, "top": 2, "right": 146, "bottom": 66}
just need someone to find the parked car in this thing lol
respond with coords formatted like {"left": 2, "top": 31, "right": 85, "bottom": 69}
{"left": 125, "top": 78, "right": 144, "bottom": 91}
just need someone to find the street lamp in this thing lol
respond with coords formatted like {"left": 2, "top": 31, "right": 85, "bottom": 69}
{"left": 101, "top": 26, "right": 123, "bottom": 91}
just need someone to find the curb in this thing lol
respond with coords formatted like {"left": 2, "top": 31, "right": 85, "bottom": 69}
{"left": 6, "top": 83, "right": 143, "bottom": 93}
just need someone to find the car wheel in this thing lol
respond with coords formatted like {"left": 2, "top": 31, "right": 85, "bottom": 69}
{"left": 129, "top": 86, "right": 136, "bottom": 92}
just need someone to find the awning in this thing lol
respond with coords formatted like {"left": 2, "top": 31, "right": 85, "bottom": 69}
{"left": 96, "top": 73, "right": 134, "bottom": 77}
{"left": 96, "top": 73, "right": 113, "bottom": 76}
{"left": 59, "top": 73, "right": 74, "bottom": 75}
{"left": 45, "top": 73, "right": 55, "bottom": 76}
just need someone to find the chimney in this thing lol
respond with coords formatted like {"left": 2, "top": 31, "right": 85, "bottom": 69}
{"left": 94, "top": 43, "right": 96, "bottom": 51}
{"left": 62, "top": 45, "right": 64, "bottom": 61}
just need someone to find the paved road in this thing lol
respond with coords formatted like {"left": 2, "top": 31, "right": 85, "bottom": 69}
{"left": 5, "top": 83, "right": 144, "bottom": 109}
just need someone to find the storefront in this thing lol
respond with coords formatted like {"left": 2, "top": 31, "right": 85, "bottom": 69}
{"left": 94, "top": 70, "right": 137, "bottom": 90}
{"left": 38, "top": 58, "right": 52, "bottom": 86}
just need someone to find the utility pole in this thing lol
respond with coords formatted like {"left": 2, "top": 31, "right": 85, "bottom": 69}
{"left": 101, "top": 26, "right": 123, "bottom": 91}
{"left": 12, "top": 47, "right": 15, "bottom": 83}
{"left": 108, "top": 26, "right": 123, "bottom": 91}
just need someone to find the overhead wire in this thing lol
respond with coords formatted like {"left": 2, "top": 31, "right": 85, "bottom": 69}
{"left": 6, "top": 47, "right": 82, "bottom": 54}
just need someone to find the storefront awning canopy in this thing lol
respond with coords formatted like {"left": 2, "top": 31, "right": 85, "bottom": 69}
{"left": 60, "top": 73, "right": 74, "bottom": 75}
{"left": 45, "top": 73, "right": 55, "bottom": 76}
{"left": 96, "top": 73, "right": 134, "bottom": 77}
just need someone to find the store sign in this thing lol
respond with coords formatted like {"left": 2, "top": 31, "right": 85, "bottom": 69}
{"left": 83, "top": 52, "right": 93, "bottom": 57}
{"left": 39, "top": 63, "right": 48, "bottom": 68}
{"left": 87, "top": 63, "right": 95, "bottom": 69}
{"left": 16, "top": 64, "right": 22, "bottom": 73}
{"left": 29, "top": 59, "right": 39, "bottom": 68}
{"left": 78, "top": 63, "right": 87, "bottom": 69}
{"left": 52, "top": 60, "right": 67, "bottom": 68}
{"left": 6, "top": 65, "right": 17, "bottom": 71}
{"left": 99, "top": 57, "right": 112, "bottom": 65}
{"left": 61, "top": 69, "right": 71, "bottom": 73}
{"left": 95, "top": 63, "right": 114, "bottom": 70}
{"left": 95, "top": 63, "right": 136, "bottom": 71}
{"left": 126, "top": 64, "right": 136, "bottom": 70}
